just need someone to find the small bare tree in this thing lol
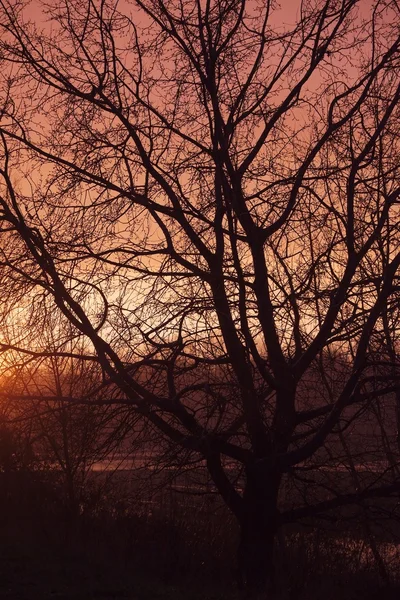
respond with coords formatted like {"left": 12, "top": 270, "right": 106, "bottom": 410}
{"left": 0, "top": 325, "right": 133, "bottom": 518}
{"left": 0, "top": 0, "right": 400, "bottom": 594}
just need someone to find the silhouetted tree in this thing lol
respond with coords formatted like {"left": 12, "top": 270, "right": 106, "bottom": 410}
{"left": 0, "top": 0, "right": 400, "bottom": 594}
{"left": 1, "top": 324, "right": 137, "bottom": 518}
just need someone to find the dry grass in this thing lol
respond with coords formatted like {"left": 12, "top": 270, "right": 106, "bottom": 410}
{"left": 0, "top": 470, "right": 399, "bottom": 599}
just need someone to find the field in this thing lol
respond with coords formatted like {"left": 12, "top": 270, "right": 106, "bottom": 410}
{"left": 0, "top": 464, "right": 399, "bottom": 599}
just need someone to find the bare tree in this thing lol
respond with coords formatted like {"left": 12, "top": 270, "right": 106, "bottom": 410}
{"left": 0, "top": 322, "right": 134, "bottom": 516}
{"left": 0, "top": 0, "right": 400, "bottom": 594}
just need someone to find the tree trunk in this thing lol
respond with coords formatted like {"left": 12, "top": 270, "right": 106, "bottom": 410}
{"left": 237, "top": 467, "right": 280, "bottom": 598}
{"left": 238, "top": 519, "right": 276, "bottom": 597}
